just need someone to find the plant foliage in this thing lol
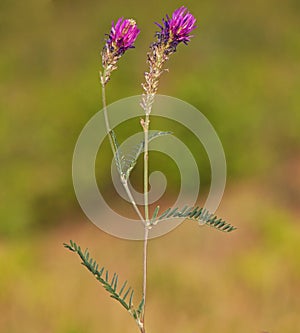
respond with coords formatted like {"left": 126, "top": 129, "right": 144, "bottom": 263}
{"left": 111, "top": 130, "right": 172, "bottom": 181}
{"left": 150, "top": 205, "right": 237, "bottom": 232}
{"left": 63, "top": 240, "right": 144, "bottom": 327}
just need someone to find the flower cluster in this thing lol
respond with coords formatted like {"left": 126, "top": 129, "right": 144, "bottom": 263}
{"left": 106, "top": 18, "right": 140, "bottom": 57}
{"left": 101, "top": 18, "right": 140, "bottom": 84}
{"left": 100, "top": 7, "right": 196, "bottom": 111}
{"left": 141, "top": 7, "right": 196, "bottom": 114}
{"left": 156, "top": 6, "right": 196, "bottom": 53}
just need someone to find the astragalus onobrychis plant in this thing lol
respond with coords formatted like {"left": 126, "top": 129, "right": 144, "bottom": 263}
{"left": 64, "top": 7, "right": 236, "bottom": 333}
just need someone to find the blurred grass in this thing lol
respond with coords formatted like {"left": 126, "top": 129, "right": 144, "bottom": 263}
{"left": 1, "top": 0, "right": 299, "bottom": 234}
{"left": 0, "top": 184, "right": 299, "bottom": 332}
{"left": 1, "top": 0, "right": 300, "bottom": 331}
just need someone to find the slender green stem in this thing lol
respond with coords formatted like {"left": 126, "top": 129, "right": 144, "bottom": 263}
{"left": 101, "top": 70, "right": 115, "bottom": 155}
{"left": 141, "top": 227, "right": 149, "bottom": 330}
{"left": 143, "top": 114, "right": 150, "bottom": 222}
{"left": 123, "top": 180, "right": 145, "bottom": 222}
{"left": 100, "top": 70, "right": 144, "bottom": 223}
{"left": 141, "top": 113, "right": 150, "bottom": 331}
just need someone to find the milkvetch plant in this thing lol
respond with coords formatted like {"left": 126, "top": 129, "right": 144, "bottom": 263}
{"left": 64, "top": 6, "right": 236, "bottom": 333}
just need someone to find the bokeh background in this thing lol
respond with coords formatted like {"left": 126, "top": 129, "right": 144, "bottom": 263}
{"left": 1, "top": 0, "right": 300, "bottom": 332}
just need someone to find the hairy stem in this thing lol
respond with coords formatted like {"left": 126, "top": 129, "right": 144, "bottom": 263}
{"left": 140, "top": 43, "right": 168, "bottom": 331}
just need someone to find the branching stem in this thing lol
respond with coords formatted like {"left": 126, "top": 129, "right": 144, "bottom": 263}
{"left": 100, "top": 70, "right": 144, "bottom": 223}
{"left": 123, "top": 180, "right": 145, "bottom": 222}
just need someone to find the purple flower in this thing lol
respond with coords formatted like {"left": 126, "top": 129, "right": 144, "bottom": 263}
{"left": 106, "top": 18, "right": 140, "bottom": 56}
{"left": 156, "top": 6, "right": 196, "bottom": 51}
{"left": 101, "top": 18, "right": 140, "bottom": 84}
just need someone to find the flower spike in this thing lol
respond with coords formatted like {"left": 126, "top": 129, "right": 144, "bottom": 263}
{"left": 157, "top": 6, "right": 196, "bottom": 52}
{"left": 141, "top": 7, "right": 196, "bottom": 114}
{"left": 101, "top": 18, "right": 140, "bottom": 84}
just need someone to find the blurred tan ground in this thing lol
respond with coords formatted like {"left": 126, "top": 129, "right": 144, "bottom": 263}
{"left": 1, "top": 181, "right": 299, "bottom": 333}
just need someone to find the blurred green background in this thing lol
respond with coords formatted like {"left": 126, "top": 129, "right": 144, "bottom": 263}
{"left": 1, "top": 0, "right": 300, "bottom": 332}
